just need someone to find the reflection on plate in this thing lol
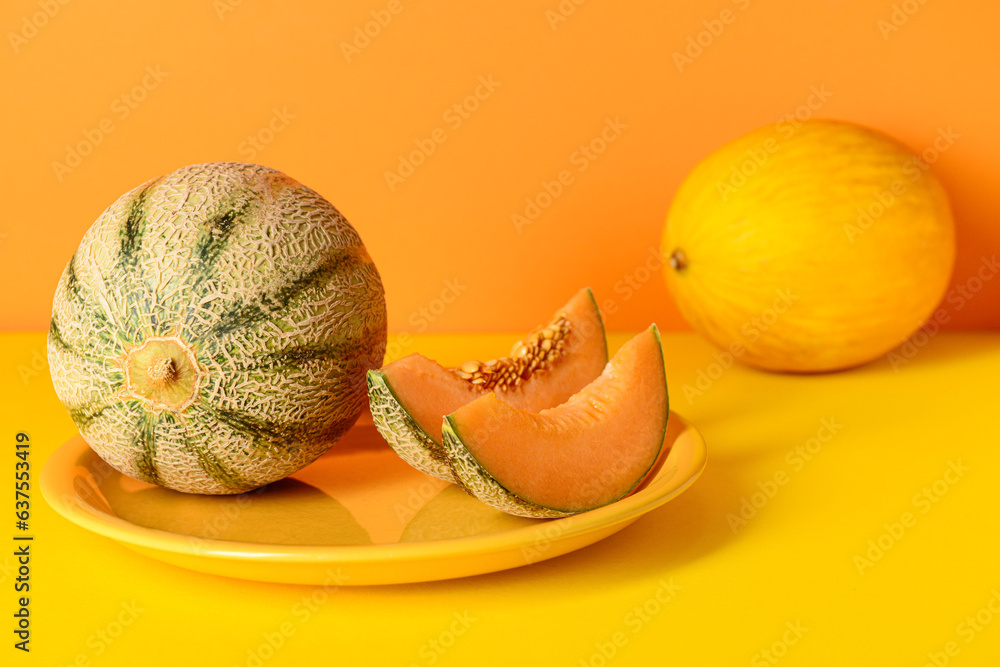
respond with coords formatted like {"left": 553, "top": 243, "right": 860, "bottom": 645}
{"left": 40, "top": 411, "right": 706, "bottom": 586}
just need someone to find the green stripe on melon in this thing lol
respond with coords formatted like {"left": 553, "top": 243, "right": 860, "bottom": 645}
{"left": 367, "top": 370, "right": 456, "bottom": 482}
{"left": 48, "top": 162, "right": 387, "bottom": 494}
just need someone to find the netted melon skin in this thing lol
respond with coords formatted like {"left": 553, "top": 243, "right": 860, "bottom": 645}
{"left": 441, "top": 418, "right": 572, "bottom": 519}
{"left": 48, "top": 162, "right": 387, "bottom": 494}
{"left": 366, "top": 370, "right": 457, "bottom": 483}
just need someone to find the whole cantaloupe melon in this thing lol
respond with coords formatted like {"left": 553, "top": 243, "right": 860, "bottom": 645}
{"left": 48, "top": 163, "right": 387, "bottom": 494}
{"left": 663, "top": 120, "right": 955, "bottom": 372}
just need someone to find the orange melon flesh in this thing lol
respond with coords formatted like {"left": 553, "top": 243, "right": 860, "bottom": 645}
{"left": 446, "top": 325, "right": 668, "bottom": 513}
{"left": 381, "top": 287, "right": 607, "bottom": 443}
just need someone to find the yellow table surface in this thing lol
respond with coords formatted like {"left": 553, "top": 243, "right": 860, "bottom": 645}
{"left": 3, "top": 331, "right": 999, "bottom": 666}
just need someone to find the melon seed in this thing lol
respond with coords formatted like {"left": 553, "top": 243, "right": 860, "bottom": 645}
{"left": 449, "top": 314, "right": 572, "bottom": 391}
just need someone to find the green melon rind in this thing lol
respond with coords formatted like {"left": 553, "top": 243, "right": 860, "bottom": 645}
{"left": 615, "top": 324, "right": 669, "bottom": 499}
{"left": 441, "top": 324, "right": 669, "bottom": 519}
{"left": 366, "top": 370, "right": 458, "bottom": 483}
{"left": 582, "top": 286, "right": 609, "bottom": 365}
{"left": 441, "top": 416, "right": 572, "bottom": 519}
{"left": 366, "top": 287, "right": 607, "bottom": 487}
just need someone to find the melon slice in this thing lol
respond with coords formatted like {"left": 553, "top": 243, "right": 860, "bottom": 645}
{"left": 442, "top": 325, "right": 668, "bottom": 518}
{"left": 367, "top": 288, "right": 607, "bottom": 482}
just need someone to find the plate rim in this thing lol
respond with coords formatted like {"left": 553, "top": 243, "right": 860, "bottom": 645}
{"left": 40, "top": 412, "right": 707, "bottom": 566}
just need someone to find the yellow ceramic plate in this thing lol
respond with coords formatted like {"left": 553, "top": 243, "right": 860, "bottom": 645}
{"left": 40, "top": 412, "right": 706, "bottom": 586}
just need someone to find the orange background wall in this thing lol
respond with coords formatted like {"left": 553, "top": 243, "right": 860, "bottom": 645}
{"left": 2, "top": 0, "right": 997, "bottom": 333}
